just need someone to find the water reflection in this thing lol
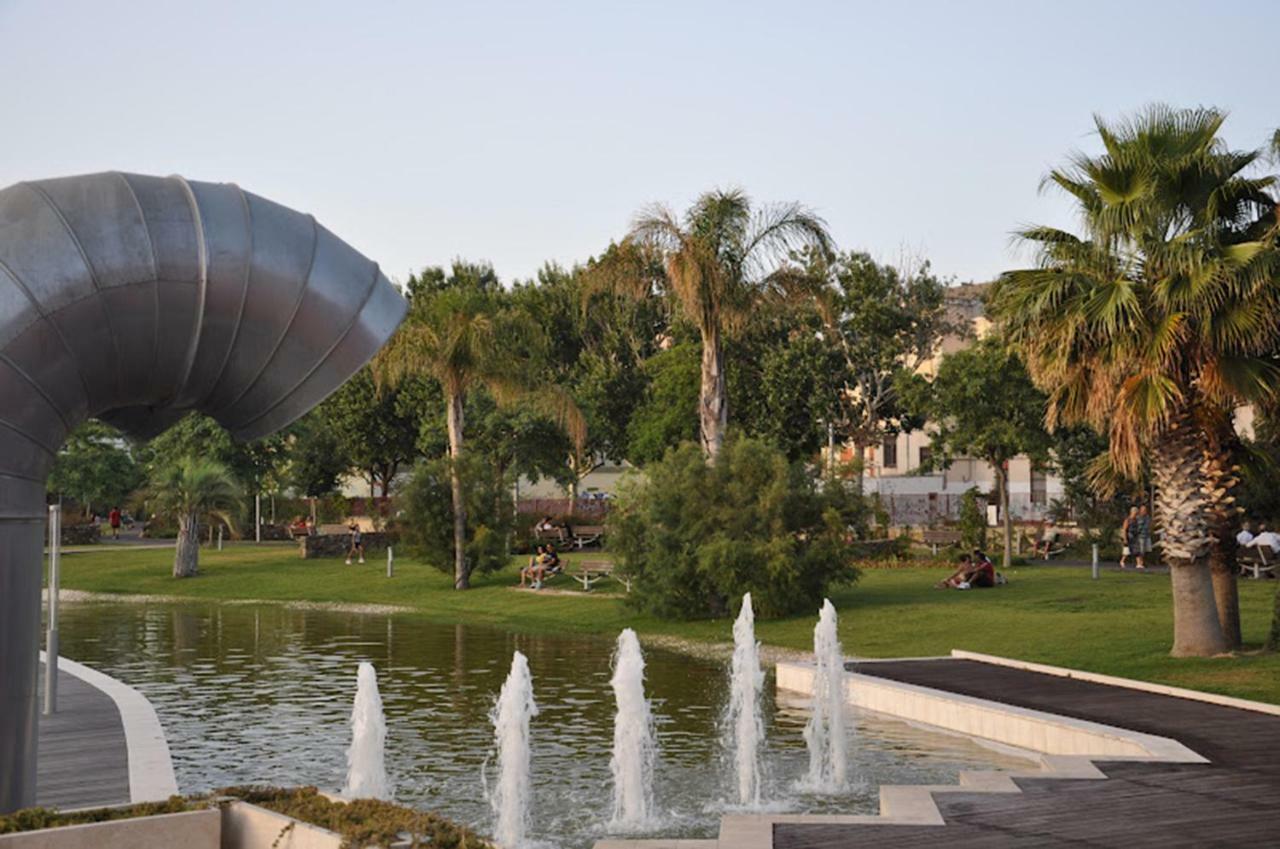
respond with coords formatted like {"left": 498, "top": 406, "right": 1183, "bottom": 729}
{"left": 56, "top": 602, "right": 1032, "bottom": 847}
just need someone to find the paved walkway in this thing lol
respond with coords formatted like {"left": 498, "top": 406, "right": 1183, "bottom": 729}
{"left": 35, "top": 667, "right": 131, "bottom": 809}
{"left": 774, "top": 659, "right": 1280, "bottom": 848}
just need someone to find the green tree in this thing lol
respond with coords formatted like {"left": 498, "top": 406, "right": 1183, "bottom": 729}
{"left": 591, "top": 190, "right": 833, "bottom": 459}
{"left": 899, "top": 335, "right": 1052, "bottom": 568}
{"left": 610, "top": 438, "right": 864, "bottom": 619}
{"left": 374, "top": 262, "right": 585, "bottom": 589}
{"left": 47, "top": 421, "right": 142, "bottom": 518}
{"left": 992, "top": 106, "right": 1280, "bottom": 656}
{"left": 313, "top": 367, "right": 423, "bottom": 497}
{"left": 813, "top": 252, "right": 953, "bottom": 488}
{"left": 145, "top": 458, "right": 242, "bottom": 578}
{"left": 626, "top": 343, "right": 700, "bottom": 464}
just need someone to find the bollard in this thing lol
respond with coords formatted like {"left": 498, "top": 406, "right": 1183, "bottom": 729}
{"left": 387, "top": 547, "right": 394, "bottom": 578}
{"left": 217, "top": 526, "right": 223, "bottom": 551}
{"left": 1091, "top": 543, "right": 1099, "bottom": 580}
{"left": 44, "top": 505, "right": 61, "bottom": 715}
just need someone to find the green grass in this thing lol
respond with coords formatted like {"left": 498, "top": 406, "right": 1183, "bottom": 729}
{"left": 56, "top": 544, "right": 1280, "bottom": 704}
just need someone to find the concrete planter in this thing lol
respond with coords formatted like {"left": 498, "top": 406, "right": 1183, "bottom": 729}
{"left": 0, "top": 801, "right": 352, "bottom": 849}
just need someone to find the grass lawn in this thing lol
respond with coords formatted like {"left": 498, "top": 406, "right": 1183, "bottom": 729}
{"left": 55, "top": 544, "right": 1280, "bottom": 705}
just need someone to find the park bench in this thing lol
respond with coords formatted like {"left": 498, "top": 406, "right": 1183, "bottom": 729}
{"left": 571, "top": 525, "right": 606, "bottom": 549}
{"left": 1238, "top": 545, "right": 1276, "bottom": 579}
{"left": 534, "top": 526, "right": 569, "bottom": 545}
{"left": 574, "top": 560, "right": 630, "bottom": 592}
{"left": 921, "top": 529, "right": 962, "bottom": 555}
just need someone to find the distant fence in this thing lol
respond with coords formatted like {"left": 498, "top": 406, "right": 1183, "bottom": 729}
{"left": 517, "top": 498, "right": 610, "bottom": 520}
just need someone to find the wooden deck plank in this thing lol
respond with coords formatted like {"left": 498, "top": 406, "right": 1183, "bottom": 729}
{"left": 34, "top": 667, "right": 131, "bottom": 810}
{"left": 773, "top": 659, "right": 1280, "bottom": 848}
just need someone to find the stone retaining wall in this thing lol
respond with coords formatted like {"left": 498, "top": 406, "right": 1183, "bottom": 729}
{"left": 60, "top": 523, "right": 100, "bottom": 546}
{"left": 298, "top": 532, "right": 397, "bottom": 559}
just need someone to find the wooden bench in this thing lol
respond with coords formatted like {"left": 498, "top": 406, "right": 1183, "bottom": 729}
{"left": 534, "top": 526, "right": 569, "bottom": 545}
{"left": 1239, "top": 545, "right": 1276, "bottom": 579}
{"left": 574, "top": 560, "right": 629, "bottom": 592}
{"left": 571, "top": 525, "right": 606, "bottom": 549}
{"left": 921, "top": 529, "right": 962, "bottom": 555}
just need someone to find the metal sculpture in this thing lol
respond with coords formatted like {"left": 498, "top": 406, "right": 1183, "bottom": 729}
{"left": 0, "top": 172, "right": 407, "bottom": 812}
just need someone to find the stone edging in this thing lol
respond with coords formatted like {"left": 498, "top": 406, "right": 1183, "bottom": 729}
{"left": 949, "top": 649, "right": 1280, "bottom": 717}
{"left": 40, "top": 652, "right": 179, "bottom": 803}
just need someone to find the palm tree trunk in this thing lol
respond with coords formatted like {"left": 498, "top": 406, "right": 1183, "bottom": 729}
{"left": 698, "top": 324, "right": 728, "bottom": 460}
{"left": 1203, "top": 422, "right": 1242, "bottom": 649}
{"left": 1149, "top": 414, "right": 1228, "bottom": 657}
{"left": 173, "top": 511, "right": 200, "bottom": 578}
{"left": 996, "top": 464, "right": 1012, "bottom": 569}
{"left": 446, "top": 390, "right": 469, "bottom": 590}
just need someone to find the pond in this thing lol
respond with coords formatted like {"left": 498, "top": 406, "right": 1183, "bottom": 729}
{"left": 56, "top": 601, "right": 1032, "bottom": 847}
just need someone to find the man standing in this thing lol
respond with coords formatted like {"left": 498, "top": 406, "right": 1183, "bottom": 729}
{"left": 108, "top": 506, "right": 122, "bottom": 540}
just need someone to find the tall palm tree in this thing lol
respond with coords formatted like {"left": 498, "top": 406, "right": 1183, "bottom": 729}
{"left": 592, "top": 189, "right": 833, "bottom": 459}
{"left": 147, "top": 457, "right": 242, "bottom": 578}
{"left": 375, "top": 276, "right": 584, "bottom": 589}
{"left": 992, "top": 106, "right": 1280, "bottom": 657}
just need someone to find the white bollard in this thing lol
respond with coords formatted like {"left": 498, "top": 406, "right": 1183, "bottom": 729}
{"left": 386, "top": 547, "right": 394, "bottom": 578}
{"left": 217, "top": 526, "right": 223, "bottom": 551}
{"left": 1091, "top": 544, "right": 1099, "bottom": 580}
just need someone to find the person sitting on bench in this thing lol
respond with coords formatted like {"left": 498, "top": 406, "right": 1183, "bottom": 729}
{"left": 521, "top": 545, "right": 550, "bottom": 588}
{"left": 1035, "top": 519, "right": 1060, "bottom": 559}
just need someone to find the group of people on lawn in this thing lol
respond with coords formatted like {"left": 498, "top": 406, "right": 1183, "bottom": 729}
{"left": 937, "top": 549, "right": 1001, "bottom": 589}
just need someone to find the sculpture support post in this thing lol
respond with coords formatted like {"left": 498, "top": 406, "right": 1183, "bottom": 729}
{"left": 43, "top": 506, "right": 60, "bottom": 716}
{"left": 0, "top": 519, "right": 44, "bottom": 813}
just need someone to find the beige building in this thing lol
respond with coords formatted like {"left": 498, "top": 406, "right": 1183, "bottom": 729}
{"left": 856, "top": 282, "right": 1064, "bottom": 526}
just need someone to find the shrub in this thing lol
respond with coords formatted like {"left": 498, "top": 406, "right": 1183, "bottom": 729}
{"left": 398, "top": 455, "right": 514, "bottom": 576}
{"left": 958, "top": 486, "right": 987, "bottom": 551}
{"left": 610, "top": 438, "right": 864, "bottom": 620}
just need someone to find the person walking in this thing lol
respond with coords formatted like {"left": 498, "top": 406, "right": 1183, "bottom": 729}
{"left": 108, "top": 506, "right": 122, "bottom": 540}
{"left": 345, "top": 522, "right": 365, "bottom": 565}
{"left": 1134, "top": 504, "right": 1153, "bottom": 569}
{"left": 1119, "top": 506, "right": 1138, "bottom": 569}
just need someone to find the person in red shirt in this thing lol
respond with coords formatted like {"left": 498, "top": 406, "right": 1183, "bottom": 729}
{"left": 108, "top": 507, "right": 122, "bottom": 540}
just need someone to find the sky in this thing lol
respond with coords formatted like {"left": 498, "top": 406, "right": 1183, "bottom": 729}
{"left": 2, "top": 0, "right": 1277, "bottom": 288}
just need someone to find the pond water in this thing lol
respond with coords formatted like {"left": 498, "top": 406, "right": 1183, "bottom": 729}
{"left": 56, "top": 601, "right": 1032, "bottom": 847}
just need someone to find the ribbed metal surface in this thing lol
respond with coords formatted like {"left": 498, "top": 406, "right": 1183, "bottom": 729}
{"left": 0, "top": 172, "right": 407, "bottom": 812}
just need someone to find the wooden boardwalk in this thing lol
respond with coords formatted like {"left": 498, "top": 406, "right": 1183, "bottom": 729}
{"left": 774, "top": 659, "right": 1280, "bottom": 849}
{"left": 35, "top": 666, "right": 131, "bottom": 810}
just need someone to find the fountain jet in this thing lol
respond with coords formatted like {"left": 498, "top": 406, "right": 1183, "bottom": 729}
{"left": 490, "top": 651, "right": 538, "bottom": 848}
{"left": 609, "top": 628, "right": 657, "bottom": 830}
{"left": 723, "top": 593, "right": 765, "bottom": 807}
{"left": 343, "top": 661, "right": 390, "bottom": 800}
{"left": 802, "top": 599, "right": 848, "bottom": 791}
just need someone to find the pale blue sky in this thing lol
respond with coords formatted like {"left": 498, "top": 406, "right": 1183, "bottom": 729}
{"left": 2, "top": 1, "right": 1276, "bottom": 286}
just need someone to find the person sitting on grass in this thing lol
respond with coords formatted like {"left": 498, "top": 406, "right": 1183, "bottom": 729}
{"left": 937, "top": 551, "right": 996, "bottom": 589}
{"left": 521, "top": 545, "right": 550, "bottom": 588}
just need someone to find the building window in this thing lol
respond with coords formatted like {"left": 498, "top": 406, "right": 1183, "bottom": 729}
{"left": 917, "top": 446, "right": 932, "bottom": 470}
{"left": 882, "top": 437, "right": 898, "bottom": 469}
{"left": 1031, "top": 467, "right": 1048, "bottom": 505}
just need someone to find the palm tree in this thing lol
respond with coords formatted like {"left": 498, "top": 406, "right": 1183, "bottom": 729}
{"left": 147, "top": 457, "right": 242, "bottom": 578}
{"left": 375, "top": 271, "right": 584, "bottom": 589}
{"left": 592, "top": 189, "right": 833, "bottom": 459}
{"left": 992, "top": 106, "right": 1280, "bottom": 656}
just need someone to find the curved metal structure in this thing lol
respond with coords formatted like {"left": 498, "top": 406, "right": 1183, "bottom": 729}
{"left": 0, "top": 172, "right": 407, "bottom": 812}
